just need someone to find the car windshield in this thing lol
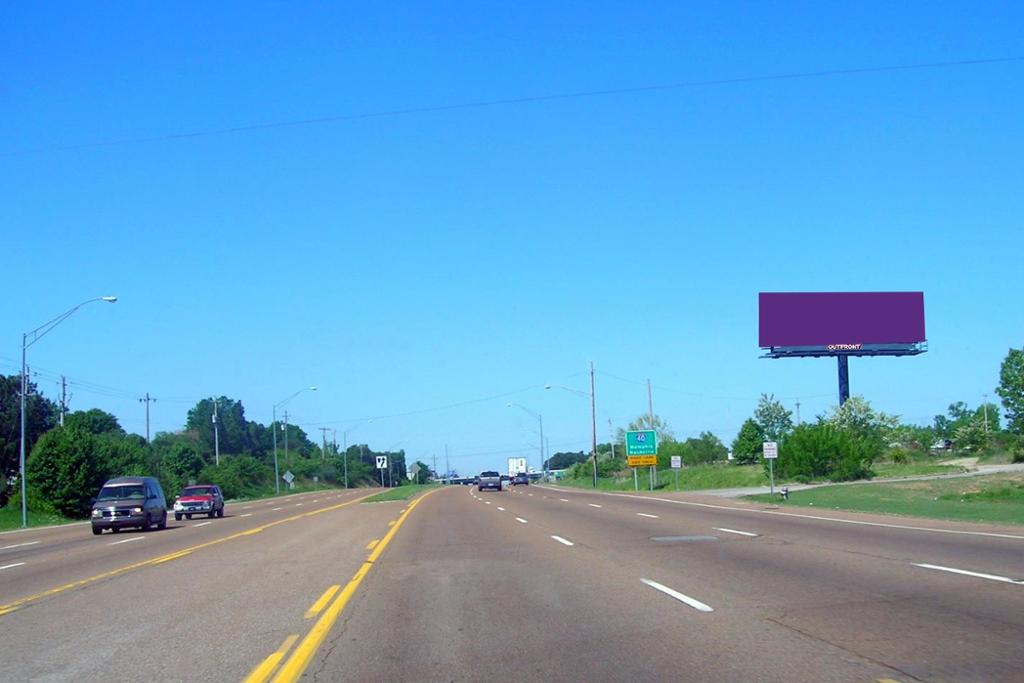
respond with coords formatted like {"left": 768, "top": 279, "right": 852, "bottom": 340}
{"left": 96, "top": 485, "right": 145, "bottom": 501}
{"left": 182, "top": 488, "right": 211, "bottom": 496}
{"left": 480, "top": 472, "right": 499, "bottom": 477}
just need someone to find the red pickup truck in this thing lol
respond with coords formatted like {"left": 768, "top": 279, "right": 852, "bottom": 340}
{"left": 173, "top": 484, "right": 225, "bottom": 520}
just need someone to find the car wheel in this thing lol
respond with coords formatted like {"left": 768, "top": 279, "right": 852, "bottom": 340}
{"left": 186, "top": 514, "right": 192, "bottom": 520}
{"left": 112, "top": 527, "right": 120, "bottom": 533}
{"left": 140, "top": 515, "right": 151, "bottom": 532}
{"left": 174, "top": 513, "right": 182, "bottom": 521}
{"left": 92, "top": 526, "right": 102, "bottom": 536}
{"left": 208, "top": 510, "right": 215, "bottom": 518}
{"left": 217, "top": 507, "right": 224, "bottom": 518}
{"left": 157, "top": 513, "right": 167, "bottom": 530}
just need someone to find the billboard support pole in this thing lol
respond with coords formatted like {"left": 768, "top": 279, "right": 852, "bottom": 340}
{"left": 837, "top": 355, "right": 850, "bottom": 405}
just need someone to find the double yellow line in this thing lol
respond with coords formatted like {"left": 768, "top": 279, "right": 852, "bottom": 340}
{"left": 0, "top": 491, "right": 373, "bottom": 618}
{"left": 245, "top": 487, "right": 439, "bottom": 683}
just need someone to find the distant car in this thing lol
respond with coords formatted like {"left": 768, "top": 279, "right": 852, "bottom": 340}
{"left": 91, "top": 476, "right": 168, "bottom": 535}
{"left": 478, "top": 471, "right": 502, "bottom": 492}
{"left": 173, "top": 484, "right": 225, "bottom": 520}
{"left": 512, "top": 474, "right": 529, "bottom": 486}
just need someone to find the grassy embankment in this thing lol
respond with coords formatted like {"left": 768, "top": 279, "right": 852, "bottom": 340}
{"left": 555, "top": 461, "right": 965, "bottom": 493}
{"left": 361, "top": 484, "right": 437, "bottom": 503}
{"left": 746, "top": 472, "right": 1024, "bottom": 526}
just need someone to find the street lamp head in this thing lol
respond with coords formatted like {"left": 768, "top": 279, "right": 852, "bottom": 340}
{"left": 544, "top": 384, "right": 552, "bottom": 389}
{"left": 101, "top": 296, "right": 117, "bottom": 303}
{"left": 309, "top": 386, "right": 318, "bottom": 391}
{"left": 506, "top": 402, "right": 513, "bottom": 407}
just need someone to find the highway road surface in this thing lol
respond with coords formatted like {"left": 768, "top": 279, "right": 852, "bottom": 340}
{"left": 1, "top": 484, "right": 1022, "bottom": 682}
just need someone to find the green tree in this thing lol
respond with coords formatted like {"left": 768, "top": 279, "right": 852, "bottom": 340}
{"left": 547, "top": 451, "right": 589, "bottom": 469}
{"left": 0, "top": 374, "right": 58, "bottom": 505}
{"left": 954, "top": 416, "right": 990, "bottom": 452}
{"left": 826, "top": 396, "right": 899, "bottom": 445}
{"left": 730, "top": 419, "right": 764, "bottom": 465}
{"left": 997, "top": 348, "right": 1024, "bottom": 434}
{"left": 676, "top": 432, "right": 728, "bottom": 466}
{"left": 186, "top": 397, "right": 254, "bottom": 456}
{"left": 776, "top": 423, "right": 880, "bottom": 483}
{"left": 754, "top": 394, "right": 794, "bottom": 441}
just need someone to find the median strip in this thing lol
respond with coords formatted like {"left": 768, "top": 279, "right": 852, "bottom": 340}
{"left": 268, "top": 487, "right": 440, "bottom": 683}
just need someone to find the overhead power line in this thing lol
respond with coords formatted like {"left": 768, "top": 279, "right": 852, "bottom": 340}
{"left": 7, "top": 56, "right": 1021, "bottom": 155}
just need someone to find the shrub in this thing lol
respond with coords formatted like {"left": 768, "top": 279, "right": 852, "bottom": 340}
{"left": 773, "top": 423, "right": 881, "bottom": 483}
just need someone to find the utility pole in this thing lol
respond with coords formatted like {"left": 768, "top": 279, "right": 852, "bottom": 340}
{"left": 59, "top": 376, "right": 69, "bottom": 427}
{"left": 647, "top": 378, "right": 655, "bottom": 491}
{"left": 590, "top": 361, "right": 598, "bottom": 488}
{"left": 138, "top": 392, "right": 155, "bottom": 443}
{"left": 445, "top": 444, "right": 450, "bottom": 486}
{"left": 433, "top": 454, "right": 438, "bottom": 484}
{"left": 283, "top": 410, "right": 289, "bottom": 465}
{"left": 212, "top": 398, "right": 220, "bottom": 466}
{"left": 318, "top": 427, "right": 331, "bottom": 460}
{"left": 795, "top": 400, "right": 802, "bottom": 425}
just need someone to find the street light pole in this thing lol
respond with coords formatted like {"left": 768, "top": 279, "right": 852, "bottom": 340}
{"left": 271, "top": 386, "right": 317, "bottom": 495}
{"left": 19, "top": 296, "right": 117, "bottom": 527}
{"left": 508, "top": 403, "right": 543, "bottom": 476}
{"left": 590, "top": 361, "right": 598, "bottom": 488}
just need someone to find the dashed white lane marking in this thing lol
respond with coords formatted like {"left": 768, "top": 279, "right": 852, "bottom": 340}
{"left": 528, "top": 493, "right": 533, "bottom": 497}
{"left": 0, "top": 541, "right": 40, "bottom": 551}
{"left": 312, "top": 499, "right": 319, "bottom": 503}
{"left": 296, "top": 503, "right": 303, "bottom": 506}
{"left": 914, "top": 563, "right": 1024, "bottom": 585}
{"left": 641, "top": 578, "right": 714, "bottom": 612}
{"left": 551, "top": 535, "right": 575, "bottom": 546}
{"left": 0, "top": 562, "right": 26, "bottom": 571}
{"left": 240, "top": 513, "right": 253, "bottom": 518}
{"left": 559, "top": 498, "right": 569, "bottom": 502}
{"left": 636, "top": 513, "right": 660, "bottom": 519}
{"left": 497, "top": 507, "right": 506, "bottom": 511}
{"left": 193, "top": 521, "right": 212, "bottom": 528}
{"left": 108, "top": 537, "right": 144, "bottom": 546}
{"left": 515, "top": 517, "right": 529, "bottom": 524}
{"left": 714, "top": 527, "right": 758, "bottom": 537}
{"left": 486, "top": 501, "right": 492, "bottom": 505}
{"left": 588, "top": 503, "right": 603, "bottom": 508}
{"left": 272, "top": 507, "right": 283, "bottom": 511}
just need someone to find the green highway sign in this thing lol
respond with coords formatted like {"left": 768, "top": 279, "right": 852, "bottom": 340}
{"left": 626, "top": 430, "right": 658, "bottom": 456}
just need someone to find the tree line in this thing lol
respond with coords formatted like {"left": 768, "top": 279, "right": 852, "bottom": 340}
{"left": 0, "top": 380, "right": 406, "bottom": 518}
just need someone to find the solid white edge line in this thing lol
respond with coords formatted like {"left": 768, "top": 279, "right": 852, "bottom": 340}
{"left": 637, "top": 513, "right": 660, "bottom": 518}
{"left": 535, "top": 487, "right": 1024, "bottom": 541}
{"left": 714, "top": 527, "right": 759, "bottom": 537}
{"left": 108, "top": 537, "right": 145, "bottom": 545}
{"left": 551, "top": 535, "right": 575, "bottom": 546}
{"left": 0, "top": 541, "right": 40, "bottom": 551}
{"left": 641, "top": 578, "right": 714, "bottom": 612}
{"left": 515, "top": 517, "right": 529, "bottom": 524}
{"left": 913, "top": 563, "right": 1024, "bottom": 585}
{"left": 0, "top": 562, "right": 26, "bottom": 570}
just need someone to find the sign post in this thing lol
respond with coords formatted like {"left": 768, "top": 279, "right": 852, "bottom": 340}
{"left": 763, "top": 441, "right": 778, "bottom": 498}
{"left": 282, "top": 470, "right": 294, "bottom": 491}
{"left": 670, "top": 455, "right": 682, "bottom": 491}
{"left": 375, "top": 455, "right": 388, "bottom": 488}
{"left": 626, "top": 430, "right": 658, "bottom": 491}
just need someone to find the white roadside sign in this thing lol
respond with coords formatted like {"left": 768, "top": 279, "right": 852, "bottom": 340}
{"left": 375, "top": 455, "right": 388, "bottom": 470}
{"left": 763, "top": 441, "right": 778, "bottom": 459}
{"left": 670, "top": 456, "right": 682, "bottom": 469}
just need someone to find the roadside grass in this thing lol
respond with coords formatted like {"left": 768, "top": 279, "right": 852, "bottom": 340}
{"left": 557, "top": 463, "right": 771, "bottom": 492}
{"left": 871, "top": 462, "right": 965, "bottom": 478}
{"left": 361, "top": 484, "right": 437, "bottom": 503}
{"left": 0, "top": 506, "right": 78, "bottom": 532}
{"left": 745, "top": 473, "right": 1024, "bottom": 526}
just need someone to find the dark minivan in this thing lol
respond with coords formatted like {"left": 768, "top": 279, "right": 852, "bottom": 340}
{"left": 91, "top": 476, "right": 168, "bottom": 535}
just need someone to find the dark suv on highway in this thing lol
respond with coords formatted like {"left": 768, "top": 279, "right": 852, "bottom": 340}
{"left": 91, "top": 476, "right": 168, "bottom": 535}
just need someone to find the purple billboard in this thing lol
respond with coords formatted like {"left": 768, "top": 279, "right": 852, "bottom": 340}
{"left": 759, "top": 292, "right": 926, "bottom": 348}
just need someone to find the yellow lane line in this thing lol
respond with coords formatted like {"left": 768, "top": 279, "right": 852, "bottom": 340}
{"left": 269, "top": 488, "right": 440, "bottom": 683}
{"left": 366, "top": 539, "right": 379, "bottom": 551}
{"left": 0, "top": 492, "right": 377, "bottom": 619}
{"left": 243, "top": 634, "right": 300, "bottom": 683}
{"left": 304, "top": 585, "right": 341, "bottom": 619}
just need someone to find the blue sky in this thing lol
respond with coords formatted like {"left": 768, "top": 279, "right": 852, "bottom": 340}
{"left": 3, "top": 2, "right": 1022, "bottom": 475}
